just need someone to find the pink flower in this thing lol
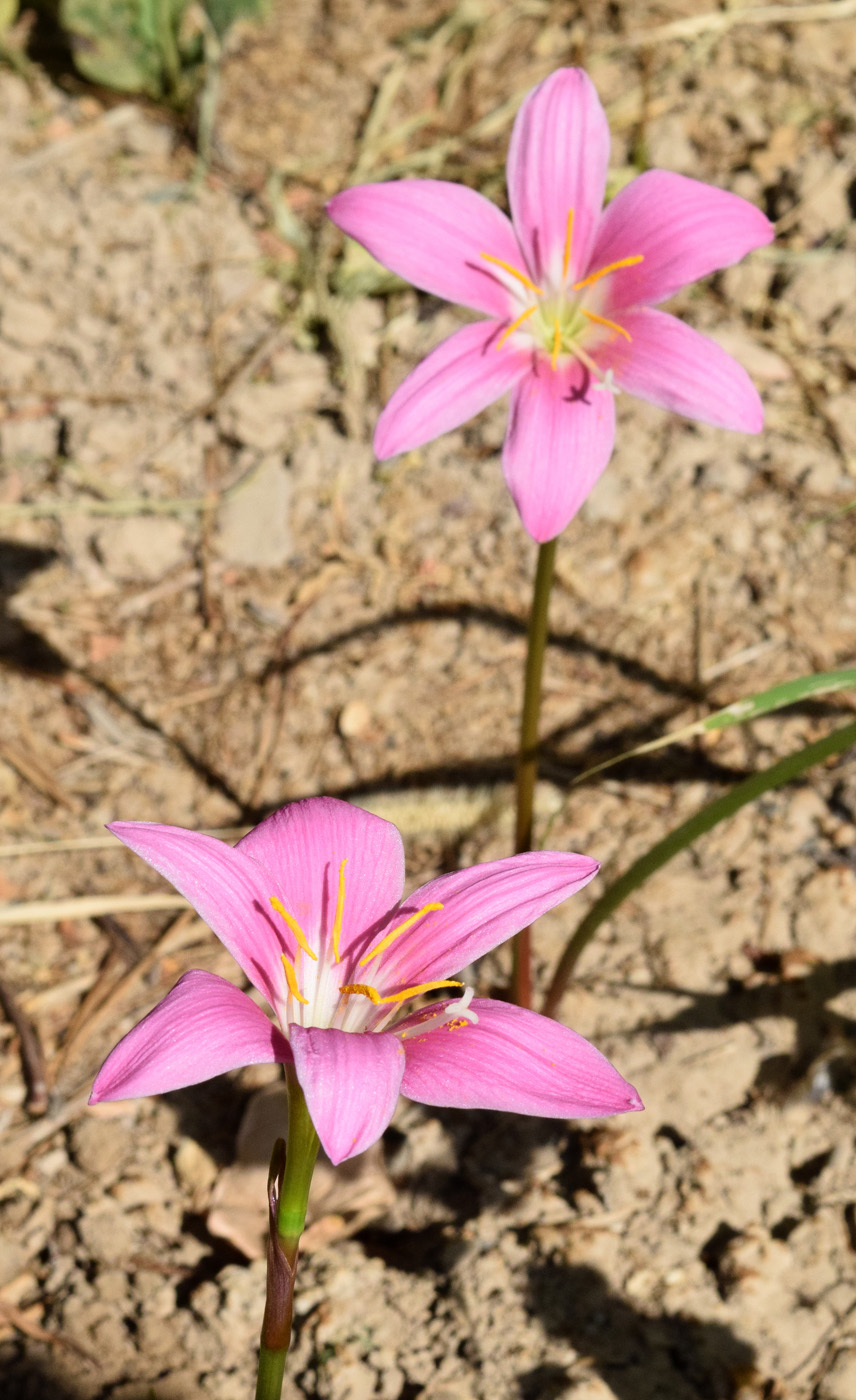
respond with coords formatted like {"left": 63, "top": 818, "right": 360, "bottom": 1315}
{"left": 91, "top": 797, "right": 641, "bottom": 1163}
{"left": 327, "top": 68, "right": 774, "bottom": 543}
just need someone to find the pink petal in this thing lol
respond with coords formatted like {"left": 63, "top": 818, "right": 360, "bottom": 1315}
{"left": 399, "top": 998, "right": 642, "bottom": 1118}
{"left": 374, "top": 320, "right": 529, "bottom": 460}
{"left": 501, "top": 362, "right": 616, "bottom": 543}
{"left": 289, "top": 1026, "right": 404, "bottom": 1165}
{"left": 237, "top": 798, "right": 405, "bottom": 964}
{"left": 506, "top": 68, "right": 611, "bottom": 285}
{"left": 370, "top": 851, "right": 598, "bottom": 990}
{"left": 108, "top": 822, "right": 292, "bottom": 1009}
{"left": 327, "top": 180, "right": 525, "bottom": 318}
{"left": 600, "top": 307, "right": 764, "bottom": 431}
{"left": 89, "top": 971, "right": 291, "bottom": 1104}
{"left": 589, "top": 170, "right": 774, "bottom": 310}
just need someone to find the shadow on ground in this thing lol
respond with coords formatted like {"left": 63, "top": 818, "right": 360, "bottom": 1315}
{"left": 631, "top": 955, "right": 856, "bottom": 1096}
{"left": 524, "top": 1261, "right": 756, "bottom": 1400}
{"left": 0, "top": 540, "right": 65, "bottom": 678}
{"left": 0, "top": 1351, "right": 88, "bottom": 1400}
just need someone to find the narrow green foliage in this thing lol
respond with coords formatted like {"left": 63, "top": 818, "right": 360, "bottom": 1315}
{"left": 0, "top": 1, "right": 19, "bottom": 36}
{"left": 573, "top": 668, "right": 856, "bottom": 784}
{"left": 205, "top": 0, "right": 269, "bottom": 37}
{"left": 57, "top": 0, "right": 269, "bottom": 100}
{"left": 543, "top": 719, "right": 856, "bottom": 1017}
{"left": 59, "top": 0, "right": 194, "bottom": 98}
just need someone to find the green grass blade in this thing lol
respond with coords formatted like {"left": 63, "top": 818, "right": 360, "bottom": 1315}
{"left": 0, "top": 1, "right": 19, "bottom": 35}
{"left": 809, "top": 498, "right": 856, "bottom": 526}
{"left": 542, "top": 720, "right": 856, "bottom": 1018}
{"left": 573, "top": 668, "right": 856, "bottom": 784}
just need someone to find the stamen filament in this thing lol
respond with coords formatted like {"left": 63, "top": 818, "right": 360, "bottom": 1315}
{"left": 339, "top": 978, "right": 463, "bottom": 1005}
{"left": 581, "top": 308, "right": 632, "bottom": 341}
{"left": 551, "top": 318, "right": 562, "bottom": 370}
{"left": 562, "top": 207, "right": 574, "bottom": 280}
{"left": 496, "top": 304, "right": 536, "bottom": 350}
{"left": 270, "top": 896, "right": 317, "bottom": 960}
{"left": 359, "top": 902, "right": 444, "bottom": 967}
{"left": 480, "top": 252, "right": 543, "bottom": 297}
{"left": 567, "top": 339, "right": 606, "bottom": 383}
{"left": 331, "top": 859, "right": 347, "bottom": 963}
{"left": 573, "top": 254, "right": 643, "bottom": 292}
{"left": 281, "top": 954, "right": 309, "bottom": 1005}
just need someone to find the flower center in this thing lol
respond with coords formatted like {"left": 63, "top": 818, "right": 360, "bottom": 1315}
{"left": 269, "top": 869, "right": 462, "bottom": 1031}
{"left": 481, "top": 206, "right": 643, "bottom": 387}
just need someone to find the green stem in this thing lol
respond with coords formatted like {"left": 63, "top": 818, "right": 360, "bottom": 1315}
{"left": 255, "top": 1065, "right": 320, "bottom": 1400}
{"left": 542, "top": 719, "right": 856, "bottom": 1018}
{"left": 512, "top": 537, "right": 558, "bottom": 1008}
{"left": 155, "top": 0, "right": 181, "bottom": 99}
{"left": 278, "top": 1065, "right": 320, "bottom": 1249}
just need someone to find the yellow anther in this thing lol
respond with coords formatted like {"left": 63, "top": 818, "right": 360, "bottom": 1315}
{"left": 562, "top": 207, "right": 574, "bottom": 280}
{"left": 338, "top": 982, "right": 383, "bottom": 1004}
{"left": 281, "top": 953, "right": 309, "bottom": 1005}
{"left": 331, "top": 858, "right": 347, "bottom": 963}
{"left": 359, "top": 902, "right": 444, "bottom": 968}
{"left": 270, "top": 896, "right": 317, "bottom": 960}
{"left": 573, "top": 254, "right": 643, "bottom": 292}
{"left": 480, "top": 252, "right": 543, "bottom": 297}
{"left": 550, "top": 318, "right": 562, "bottom": 370}
{"left": 581, "top": 308, "right": 632, "bottom": 341}
{"left": 339, "top": 979, "right": 463, "bottom": 1005}
{"left": 495, "top": 304, "right": 537, "bottom": 350}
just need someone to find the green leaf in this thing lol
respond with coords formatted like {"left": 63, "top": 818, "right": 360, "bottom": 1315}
{"left": 59, "top": 0, "right": 190, "bottom": 98}
{"left": 573, "top": 668, "right": 856, "bottom": 784}
{"left": 542, "top": 720, "right": 856, "bottom": 1017}
{"left": 57, "top": 0, "right": 268, "bottom": 99}
{"left": 203, "top": 0, "right": 269, "bottom": 37}
{"left": 0, "top": 1, "right": 19, "bottom": 37}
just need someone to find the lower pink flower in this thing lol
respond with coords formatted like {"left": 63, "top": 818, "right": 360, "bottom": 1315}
{"left": 91, "top": 797, "right": 641, "bottom": 1163}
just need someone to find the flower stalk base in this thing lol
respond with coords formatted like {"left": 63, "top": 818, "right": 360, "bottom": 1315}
{"left": 255, "top": 1066, "right": 319, "bottom": 1400}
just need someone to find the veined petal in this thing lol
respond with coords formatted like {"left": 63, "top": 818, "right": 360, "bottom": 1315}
{"left": 501, "top": 362, "right": 616, "bottom": 543}
{"left": 374, "top": 320, "right": 529, "bottom": 460}
{"left": 327, "top": 180, "right": 525, "bottom": 318}
{"left": 590, "top": 170, "right": 774, "bottom": 310}
{"left": 399, "top": 998, "right": 642, "bottom": 1118}
{"left": 370, "top": 852, "right": 599, "bottom": 989}
{"left": 600, "top": 307, "right": 764, "bottom": 432}
{"left": 506, "top": 68, "right": 610, "bottom": 285}
{"left": 237, "top": 797, "right": 405, "bottom": 964}
{"left": 108, "top": 822, "right": 292, "bottom": 1009}
{"left": 289, "top": 1026, "right": 404, "bottom": 1165}
{"left": 89, "top": 971, "right": 291, "bottom": 1105}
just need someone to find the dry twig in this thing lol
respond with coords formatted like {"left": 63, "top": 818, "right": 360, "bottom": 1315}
{"left": 0, "top": 893, "right": 189, "bottom": 927}
{"left": 0, "top": 104, "right": 138, "bottom": 182}
{"left": 627, "top": 0, "right": 856, "bottom": 45}
{"left": 0, "top": 976, "right": 48, "bottom": 1115}
{"left": 0, "top": 1297, "right": 96, "bottom": 1364}
{"left": 0, "top": 739, "right": 76, "bottom": 811}
{"left": 0, "top": 829, "right": 248, "bottom": 858}
{"left": 53, "top": 908, "right": 200, "bottom": 1079}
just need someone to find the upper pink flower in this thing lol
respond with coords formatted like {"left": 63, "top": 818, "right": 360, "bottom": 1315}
{"left": 327, "top": 68, "right": 774, "bottom": 543}
{"left": 90, "top": 797, "right": 641, "bottom": 1163}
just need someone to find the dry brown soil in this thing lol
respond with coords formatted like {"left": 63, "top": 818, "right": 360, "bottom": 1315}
{"left": 1, "top": 2, "right": 856, "bottom": 1398}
